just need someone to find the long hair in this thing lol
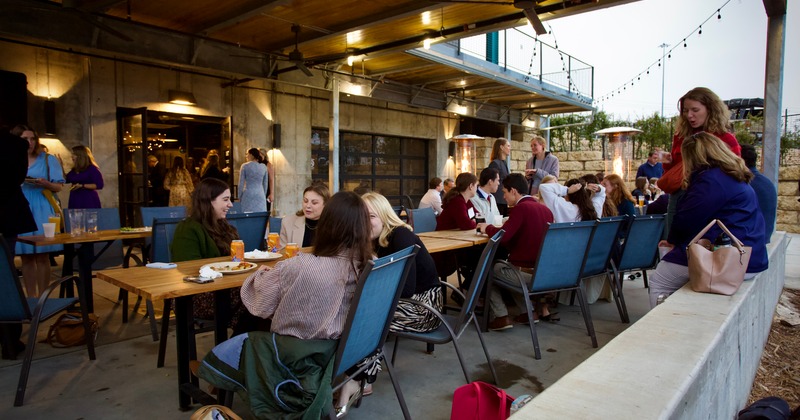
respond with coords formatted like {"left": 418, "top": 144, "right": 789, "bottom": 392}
{"left": 200, "top": 149, "right": 219, "bottom": 175}
{"left": 489, "top": 138, "right": 509, "bottom": 161}
{"left": 362, "top": 192, "right": 412, "bottom": 248}
{"left": 258, "top": 148, "right": 270, "bottom": 165}
{"left": 71, "top": 145, "right": 99, "bottom": 172}
{"left": 681, "top": 132, "right": 752, "bottom": 189}
{"left": 442, "top": 172, "right": 477, "bottom": 206}
{"left": 190, "top": 178, "right": 239, "bottom": 254}
{"left": 604, "top": 174, "right": 634, "bottom": 206}
{"left": 313, "top": 191, "right": 373, "bottom": 271}
{"left": 295, "top": 182, "right": 331, "bottom": 216}
{"left": 167, "top": 156, "right": 187, "bottom": 177}
{"left": 565, "top": 178, "right": 597, "bottom": 221}
{"left": 246, "top": 148, "right": 261, "bottom": 163}
{"left": 634, "top": 176, "right": 648, "bottom": 192}
{"left": 675, "top": 87, "right": 731, "bottom": 139}
{"left": 201, "top": 154, "right": 222, "bottom": 177}
{"left": 12, "top": 124, "right": 40, "bottom": 155}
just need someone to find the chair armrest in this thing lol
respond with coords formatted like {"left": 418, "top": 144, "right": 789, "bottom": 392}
{"left": 438, "top": 281, "right": 464, "bottom": 299}
{"left": 394, "top": 298, "right": 461, "bottom": 339}
{"left": 490, "top": 260, "right": 528, "bottom": 292}
{"left": 33, "top": 275, "right": 80, "bottom": 309}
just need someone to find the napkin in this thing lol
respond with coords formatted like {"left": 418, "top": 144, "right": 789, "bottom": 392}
{"left": 146, "top": 262, "right": 177, "bottom": 269}
{"left": 199, "top": 266, "right": 223, "bottom": 279}
{"left": 244, "top": 249, "right": 271, "bottom": 259}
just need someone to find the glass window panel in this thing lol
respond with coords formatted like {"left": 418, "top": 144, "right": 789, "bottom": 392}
{"left": 311, "top": 151, "right": 329, "bottom": 177}
{"left": 342, "top": 133, "right": 372, "bottom": 153}
{"left": 402, "top": 179, "right": 427, "bottom": 197}
{"left": 343, "top": 155, "right": 372, "bottom": 175}
{"left": 375, "top": 158, "right": 400, "bottom": 175}
{"left": 311, "top": 130, "right": 328, "bottom": 148}
{"left": 344, "top": 179, "right": 372, "bottom": 194}
{"left": 404, "top": 139, "right": 427, "bottom": 156}
{"left": 375, "top": 136, "right": 401, "bottom": 155}
{"left": 402, "top": 159, "right": 425, "bottom": 174}
{"left": 375, "top": 179, "right": 401, "bottom": 196}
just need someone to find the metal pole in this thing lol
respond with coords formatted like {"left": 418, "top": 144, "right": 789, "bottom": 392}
{"left": 659, "top": 43, "right": 668, "bottom": 118}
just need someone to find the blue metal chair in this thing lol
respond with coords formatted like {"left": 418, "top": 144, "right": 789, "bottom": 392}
{"left": 329, "top": 245, "right": 419, "bottom": 420}
{"left": 409, "top": 207, "right": 437, "bottom": 233}
{"left": 141, "top": 206, "right": 187, "bottom": 228}
{"left": 268, "top": 216, "right": 283, "bottom": 234}
{"left": 610, "top": 214, "right": 666, "bottom": 323}
{"left": 148, "top": 217, "right": 186, "bottom": 368}
{"left": 229, "top": 201, "right": 242, "bottom": 215}
{"left": 61, "top": 208, "right": 125, "bottom": 270}
{"left": 0, "top": 235, "right": 96, "bottom": 406}
{"left": 391, "top": 230, "right": 504, "bottom": 384}
{"left": 486, "top": 221, "right": 597, "bottom": 360}
{"left": 226, "top": 211, "right": 268, "bottom": 251}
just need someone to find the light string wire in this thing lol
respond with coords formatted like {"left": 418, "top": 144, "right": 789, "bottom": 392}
{"left": 594, "top": 0, "right": 733, "bottom": 105}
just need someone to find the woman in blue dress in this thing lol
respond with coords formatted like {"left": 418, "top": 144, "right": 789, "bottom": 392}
{"left": 14, "top": 126, "right": 65, "bottom": 297}
{"left": 237, "top": 148, "right": 268, "bottom": 213}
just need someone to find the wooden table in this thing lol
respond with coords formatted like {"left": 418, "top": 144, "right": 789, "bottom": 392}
{"left": 18, "top": 229, "right": 152, "bottom": 313}
{"left": 96, "top": 255, "right": 284, "bottom": 409}
{"left": 418, "top": 236, "right": 477, "bottom": 253}
{"left": 417, "top": 229, "right": 491, "bottom": 247}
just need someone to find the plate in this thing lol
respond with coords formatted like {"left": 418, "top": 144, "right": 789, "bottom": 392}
{"left": 244, "top": 251, "right": 283, "bottom": 262}
{"left": 120, "top": 227, "right": 152, "bottom": 234}
{"left": 200, "top": 261, "right": 258, "bottom": 275}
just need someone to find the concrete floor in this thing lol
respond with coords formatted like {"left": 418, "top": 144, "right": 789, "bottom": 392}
{"left": 1, "top": 233, "right": 795, "bottom": 419}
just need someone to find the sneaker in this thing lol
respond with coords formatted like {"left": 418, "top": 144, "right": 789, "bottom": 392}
{"left": 488, "top": 316, "right": 513, "bottom": 331}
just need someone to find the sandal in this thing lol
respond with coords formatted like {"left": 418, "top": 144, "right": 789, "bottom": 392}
{"left": 335, "top": 381, "right": 363, "bottom": 418}
{"left": 540, "top": 312, "right": 560, "bottom": 322}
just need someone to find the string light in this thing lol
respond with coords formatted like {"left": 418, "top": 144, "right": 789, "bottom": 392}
{"left": 595, "top": 0, "right": 733, "bottom": 106}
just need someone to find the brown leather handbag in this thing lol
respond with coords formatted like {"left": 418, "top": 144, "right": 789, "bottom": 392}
{"left": 687, "top": 219, "right": 751, "bottom": 295}
{"left": 656, "top": 162, "right": 683, "bottom": 194}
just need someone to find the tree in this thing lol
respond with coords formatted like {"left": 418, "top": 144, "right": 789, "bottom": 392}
{"left": 632, "top": 113, "right": 673, "bottom": 159}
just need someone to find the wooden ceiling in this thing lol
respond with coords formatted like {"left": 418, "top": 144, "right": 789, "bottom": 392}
{"left": 46, "top": 0, "right": 638, "bottom": 115}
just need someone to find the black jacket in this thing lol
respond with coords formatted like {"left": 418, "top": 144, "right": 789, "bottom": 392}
{"left": 0, "top": 132, "right": 36, "bottom": 236}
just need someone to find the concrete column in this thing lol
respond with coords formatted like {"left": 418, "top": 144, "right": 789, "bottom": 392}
{"left": 761, "top": 0, "right": 786, "bottom": 184}
{"left": 329, "top": 77, "right": 340, "bottom": 192}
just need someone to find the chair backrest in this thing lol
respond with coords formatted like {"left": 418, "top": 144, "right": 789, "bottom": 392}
{"left": 0, "top": 235, "right": 32, "bottom": 321}
{"left": 268, "top": 216, "right": 283, "bottom": 234}
{"left": 581, "top": 216, "right": 627, "bottom": 278}
{"left": 455, "top": 230, "right": 504, "bottom": 329}
{"left": 529, "top": 221, "right": 596, "bottom": 293}
{"left": 226, "top": 211, "right": 268, "bottom": 251}
{"left": 229, "top": 201, "right": 243, "bottom": 215}
{"left": 151, "top": 217, "right": 184, "bottom": 263}
{"left": 332, "top": 245, "right": 419, "bottom": 378}
{"left": 141, "top": 206, "right": 186, "bottom": 227}
{"left": 616, "top": 214, "right": 666, "bottom": 271}
{"left": 93, "top": 208, "right": 125, "bottom": 269}
{"left": 409, "top": 207, "right": 437, "bottom": 233}
{"left": 401, "top": 195, "right": 415, "bottom": 212}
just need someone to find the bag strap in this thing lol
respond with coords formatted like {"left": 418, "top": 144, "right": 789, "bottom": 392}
{"left": 472, "top": 382, "right": 509, "bottom": 419}
{"left": 688, "top": 219, "right": 746, "bottom": 253}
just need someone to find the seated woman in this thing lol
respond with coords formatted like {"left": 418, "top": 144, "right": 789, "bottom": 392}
{"left": 362, "top": 192, "right": 442, "bottom": 333}
{"left": 170, "top": 178, "right": 258, "bottom": 334}
{"left": 436, "top": 172, "right": 478, "bottom": 231}
{"left": 601, "top": 174, "right": 636, "bottom": 217}
{"left": 280, "top": 182, "right": 330, "bottom": 248}
{"left": 649, "top": 132, "right": 768, "bottom": 308}
{"left": 631, "top": 176, "right": 652, "bottom": 203}
{"left": 196, "top": 191, "right": 373, "bottom": 418}
{"left": 539, "top": 179, "right": 604, "bottom": 223}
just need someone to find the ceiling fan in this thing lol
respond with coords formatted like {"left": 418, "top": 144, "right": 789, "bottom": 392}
{"left": 282, "top": 24, "right": 314, "bottom": 77}
{"left": 434, "top": 0, "right": 547, "bottom": 35}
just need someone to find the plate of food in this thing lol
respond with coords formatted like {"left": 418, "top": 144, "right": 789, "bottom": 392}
{"left": 120, "top": 227, "right": 152, "bottom": 234}
{"left": 244, "top": 250, "right": 283, "bottom": 262}
{"left": 200, "top": 261, "right": 258, "bottom": 275}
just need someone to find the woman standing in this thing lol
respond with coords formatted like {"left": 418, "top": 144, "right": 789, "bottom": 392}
{"left": 237, "top": 148, "right": 268, "bottom": 213}
{"left": 258, "top": 148, "right": 275, "bottom": 209}
{"left": 65, "top": 146, "right": 103, "bottom": 209}
{"left": 487, "top": 138, "right": 511, "bottom": 216}
{"left": 649, "top": 132, "right": 767, "bottom": 308}
{"left": 201, "top": 154, "right": 228, "bottom": 183}
{"left": 601, "top": 174, "right": 636, "bottom": 217}
{"left": 164, "top": 156, "right": 194, "bottom": 208}
{"left": 539, "top": 179, "right": 604, "bottom": 223}
{"left": 660, "top": 87, "right": 741, "bottom": 233}
{"left": 13, "top": 125, "right": 65, "bottom": 297}
{"left": 525, "top": 135, "right": 560, "bottom": 196}
{"left": 436, "top": 172, "right": 478, "bottom": 231}
{"left": 280, "top": 183, "right": 331, "bottom": 248}
{"left": 363, "top": 192, "right": 442, "bottom": 333}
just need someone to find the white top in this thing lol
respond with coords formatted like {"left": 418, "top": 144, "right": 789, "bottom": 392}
{"left": 470, "top": 187, "right": 500, "bottom": 224}
{"left": 539, "top": 182, "right": 606, "bottom": 223}
{"left": 418, "top": 188, "right": 443, "bottom": 215}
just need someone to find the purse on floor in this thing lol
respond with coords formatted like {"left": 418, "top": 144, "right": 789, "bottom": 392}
{"left": 451, "top": 381, "right": 515, "bottom": 420}
{"left": 687, "top": 219, "right": 751, "bottom": 296}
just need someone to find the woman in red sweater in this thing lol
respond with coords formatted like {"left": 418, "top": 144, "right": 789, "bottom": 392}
{"left": 436, "top": 172, "right": 478, "bottom": 231}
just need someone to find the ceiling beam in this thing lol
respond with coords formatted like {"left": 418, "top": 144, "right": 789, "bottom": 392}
{"left": 366, "top": 61, "right": 439, "bottom": 77}
{"left": 196, "top": 0, "right": 291, "bottom": 35}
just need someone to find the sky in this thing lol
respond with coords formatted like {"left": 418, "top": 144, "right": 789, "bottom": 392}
{"left": 529, "top": 0, "right": 799, "bottom": 121}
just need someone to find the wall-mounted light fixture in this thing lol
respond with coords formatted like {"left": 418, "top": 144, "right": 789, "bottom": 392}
{"left": 44, "top": 99, "right": 56, "bottom": 136}
{"left": 272, "top": 123, "right": 282, "bottom": 149}
{"left": 168, "top": 90, "right": 197, "bottom": 106}
{"left": 448, "top": 141, "right": 456, "bottom": 159}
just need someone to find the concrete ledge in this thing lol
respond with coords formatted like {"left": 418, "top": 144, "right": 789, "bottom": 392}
{"left": 515, "top": 232, "right": 789, "bottom": 419}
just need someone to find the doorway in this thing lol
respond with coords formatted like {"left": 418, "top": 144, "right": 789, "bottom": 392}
{"left": 117, "top": 108, "right": 232, "bottom": 226}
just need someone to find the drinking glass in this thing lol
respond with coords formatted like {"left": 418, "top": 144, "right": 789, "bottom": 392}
{"left": 48, "top": 214, "right": 61, "bottom": 233}
{"left": 85, "top": 210, "right": 98, "bottom": 234}
{"left": 69, "top": 209, "right": 84, "bottom": 236}
{"left": 42, "top": 222, "right": 56, "bottom": 238}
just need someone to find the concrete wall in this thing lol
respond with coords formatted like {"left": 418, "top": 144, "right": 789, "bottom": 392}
{"left": 515, "top": 232, "right": 789, "bottom": 419}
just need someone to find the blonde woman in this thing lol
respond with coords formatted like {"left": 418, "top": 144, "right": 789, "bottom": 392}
{"left": 66, "top": 145, "right": 103, "bottom": 209}
{"left": 164, "top": 156, "right": 194, "bottom": 208}
{"left": 525, "top": 135, "right": 560, "bottom": 195}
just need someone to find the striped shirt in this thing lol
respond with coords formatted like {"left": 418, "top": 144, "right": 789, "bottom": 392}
{"left": 241, "top": 252, "right": 359, "bottom": 340}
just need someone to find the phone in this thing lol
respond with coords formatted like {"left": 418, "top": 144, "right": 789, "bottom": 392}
{"left": 183, "top": 276, "right": 213, "bottom": 284}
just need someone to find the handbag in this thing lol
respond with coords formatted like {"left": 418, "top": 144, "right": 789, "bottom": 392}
{"left": 190, "top": 405, "right": 242, "bottom": 420}
{"left": 451, "top": 381, "right": 515, "bottom": 420}
{"left": 42, "top": 311, "right": 99, "bottom": 347}
{"left": 686, "top": 219, "right": 751, "bottom": 296}
{"left": 657, "top": 161, "right": 683, "bottom": 194}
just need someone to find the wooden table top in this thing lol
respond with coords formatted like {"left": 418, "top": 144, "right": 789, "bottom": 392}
{"left": 16, "top": 229, "right": 152, "bottom": 246}
{"left": 417, "top": 229, "right": 490, "bottom": 246}
{"left": 419, "top": 236, "right": 476, "bottom": 253}
{"left": 96, "top": 256, "right": 284, "bottom": 301}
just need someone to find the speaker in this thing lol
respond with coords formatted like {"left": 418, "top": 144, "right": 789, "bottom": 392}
{"left": 0, "top": 70, "right": 28, "bottom": 128}
{"left": 44, "top": 100, "right": 56, "bottom": 136}
{"left": 272, "top": 123, "right": 281, "bottom": 148}
{"left": 448, "top": 141, "right": 456, "bottom": 158}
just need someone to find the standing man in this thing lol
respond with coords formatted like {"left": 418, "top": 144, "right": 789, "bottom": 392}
{"left": 477, "top": 173, "right": 554, "bottom": 330}
{"left": 525, "top": 135, "right": 560, "bottom": 195}
{"left": 470, "top": 167, "right": 501, "bottom": 225}
{"left": 636, "top": 150, "right": 664, "bottom": 180}
{"left": 147, "top": 154, "right": 168, "bottom": 206}
{"left": 419, "top": 177, "right": 444, "bottom": 215}
{"left": 741, "top": 144, "right": 777, "bottom": 242}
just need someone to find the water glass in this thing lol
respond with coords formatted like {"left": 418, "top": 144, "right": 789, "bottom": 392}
{"left": 85, "top": 210, "right": 98, "bottom": 234}
{"left": 68, "top": 209, "right": 84, "bottom": 236}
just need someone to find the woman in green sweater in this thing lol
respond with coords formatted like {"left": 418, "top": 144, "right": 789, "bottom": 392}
{"left": 171, "top": 178, "right": 257, "bottom": 334}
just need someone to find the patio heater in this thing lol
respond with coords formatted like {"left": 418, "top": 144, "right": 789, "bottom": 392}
{"left": 594, "top": 127, "right": 642, "bottom": 182}
{"left": 450, "top": 134, "right": 483, "bottom": 175}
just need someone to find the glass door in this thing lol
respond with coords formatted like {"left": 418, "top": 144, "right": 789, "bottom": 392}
{"left": 117, "top": 107, "right": 147, "bottom": 227}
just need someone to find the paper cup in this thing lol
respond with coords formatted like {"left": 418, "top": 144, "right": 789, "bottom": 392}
{"left": 493, "top": 215, "right": 503, "bottom": 226}
{"left": 43, "top": 222, "right": 56, "bottom": 238}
